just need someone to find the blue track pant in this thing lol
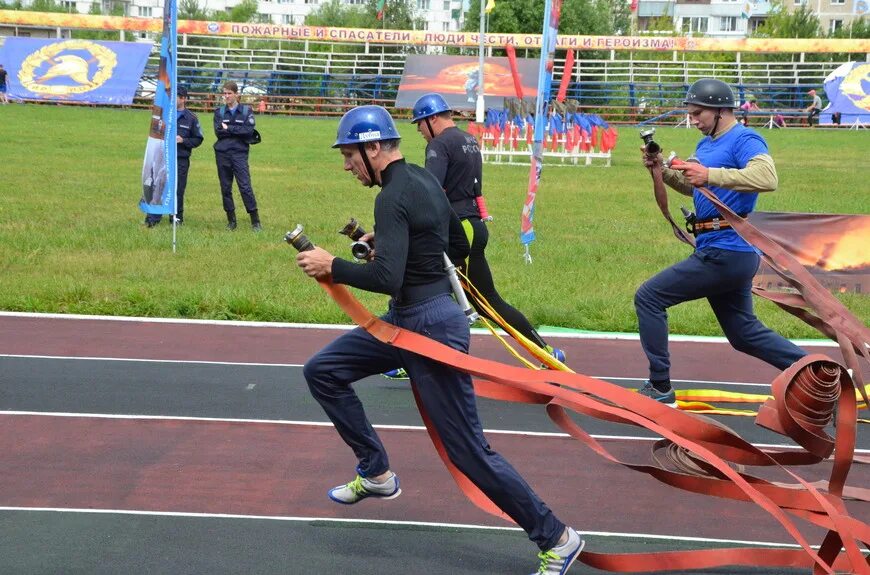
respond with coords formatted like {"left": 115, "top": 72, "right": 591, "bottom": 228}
{"left": 634, "top": 247, "right": 807, "bottom": 382}
{"left": 303, "top": 293, "right": 566, "bottom": 550}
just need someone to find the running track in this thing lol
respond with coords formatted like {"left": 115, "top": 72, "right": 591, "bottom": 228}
{"left": 0, "top": 313, "right": 867, "bottom": 574}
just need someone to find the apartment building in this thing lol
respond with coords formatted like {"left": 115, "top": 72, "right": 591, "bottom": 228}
{"left": 637, "top": 0, "right": 865, "bottom": 37}
{"left": 15, "top": 0, "right": 465, "bottom": 32}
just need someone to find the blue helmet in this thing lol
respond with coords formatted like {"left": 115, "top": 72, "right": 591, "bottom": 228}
{"left": 333, "top": 105, "right": 401, "bottom": 148}
{"left": 411, "top": 93, "right": 451, "bottom": 124}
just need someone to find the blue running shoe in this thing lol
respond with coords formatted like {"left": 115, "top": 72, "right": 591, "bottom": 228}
{"left": 531, "top": 527, "right": 584, "bottom": 574}
{"left": 382, "top": 367, "right": 409, "bottom": 380}
{"left": 541, "top": 346, "right": 566, "bottom": 369}
{"left": 637, "top": 381, "right": 677, "bottom": 408}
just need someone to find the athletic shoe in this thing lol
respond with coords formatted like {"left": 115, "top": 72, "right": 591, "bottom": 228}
{"left": 531, "top": 527, "right": 584, "bottom": 575}
{"left": 637, "top": 380, "right": 677, "bottom": 408}
{"left": 541, "top": 346, "right": 566, "bottom": 369}
{"left": 328, "top": 473, "right": 401, "bottom": 505}
{"left": 382, "top": 368, "right": 409, "bottom": 380}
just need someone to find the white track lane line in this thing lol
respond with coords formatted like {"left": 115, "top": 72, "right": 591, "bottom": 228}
{"left": 1, "top": 411, "right": 866, "bottom": 453}
{"left": 0, "top": 354, "right": 776, "bottom": 387}
{"left": 0, "top": 310, "right": 838, "bottom": 347}
{"left": 0, "top": 506, "right": 813, "bottom": 549}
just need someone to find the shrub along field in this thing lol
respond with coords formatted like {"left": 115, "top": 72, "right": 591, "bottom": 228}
{"left": 0, "top": 104, "right": 867, "bottom": 338}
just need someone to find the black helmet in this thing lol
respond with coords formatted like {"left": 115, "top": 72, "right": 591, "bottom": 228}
{"left": 683, "top": 79, "right": 736, "bottom": 108}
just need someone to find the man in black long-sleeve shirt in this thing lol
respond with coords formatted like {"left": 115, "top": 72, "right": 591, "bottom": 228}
{"left": 296, "top": 106, "right": 582, "bottom": 575}
{"left": 411, "top": 92, "right": 564, "bottom": 364}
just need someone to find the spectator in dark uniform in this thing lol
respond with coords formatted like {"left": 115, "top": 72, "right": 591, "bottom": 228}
{"left": 145, "top": 85, "right": 203, "bottom": 228}
{"left": 0, "top": 64, "right": 9, "bottom": 105}
{"left": 214, "top": 81, "right": 261, "bottom": 231}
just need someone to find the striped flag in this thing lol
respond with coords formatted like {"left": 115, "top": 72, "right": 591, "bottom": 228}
{"left": 376, "top": 0, "right": 386, "bottom": 20}
{"left": 521, "top": 0, "right": 563, "bottom": 262}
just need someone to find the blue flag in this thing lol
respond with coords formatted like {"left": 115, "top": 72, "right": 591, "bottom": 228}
{"left": 139, "top": 0, "right": 178, "bottom": 217}
{"left": 3, "top": 37, "right": 149, "bottom": 104}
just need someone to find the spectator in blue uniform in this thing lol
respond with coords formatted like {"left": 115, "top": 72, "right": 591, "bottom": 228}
{"left": 145, "top": 85, "right": 203, "bottom": 228}
{"left": 213, "top": 81, "right": 261, "bottom": 231}
{"left": 296, "top": 105, "right": 584, "bottom": 575}
{"left": 636, "top": 78, "right": 807, "bottom": 407}
{"left": 0, "top": 64, "right": 9, "bottom": 105}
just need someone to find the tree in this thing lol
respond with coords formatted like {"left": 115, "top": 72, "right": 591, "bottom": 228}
{"left": 178, "top": 0, "right": 209, "bottom": 22}
{"left": 306, "top": 0, "right": 422, "bottom": 29}
{"left": 829, "top": 16, "right": 869, "bottom": 39}
{"left": 753, "top": 3, "right": 821, "bottom": 38}
{"left": 26, "top": 0, "right": 67, "bottom": 13}
{"left": 463, "top": 0, "right": 624, "bottom": 36}
{"left": 304, "top": 0, "right": 369, "bottom": 28}
{"left": 71, "top": 2, "right": 127, "bottom": 39}
{"left": 212, "top": 0, "right": 270, "bottom": 23}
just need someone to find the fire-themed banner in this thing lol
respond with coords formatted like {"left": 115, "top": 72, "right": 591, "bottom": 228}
{"left": 3, "top": 10, "right": 870, "bottom": 53}
{"left": 750, "top": 212, "right": 870, "bottom": 294}
{"left": 395, "top": 55, "right": 538, "bottom": 112}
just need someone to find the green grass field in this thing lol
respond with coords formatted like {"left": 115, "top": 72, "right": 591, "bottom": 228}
{"left": 0, "top": 104, "right": 867, "bottom": 338}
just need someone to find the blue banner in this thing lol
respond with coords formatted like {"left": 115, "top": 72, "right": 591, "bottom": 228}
{"left": 820, "top": 61, "right": 870, "bottom": 126}
{"left": 139, "top": 0, "right": 177, "bottom": 217}
{"left": 3, "top": 37, "right": 149, "bottom": 104}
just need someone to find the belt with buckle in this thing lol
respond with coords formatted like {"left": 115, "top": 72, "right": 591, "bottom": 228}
{"left": 687, "top": 213, "right": 749, "bottom": 236}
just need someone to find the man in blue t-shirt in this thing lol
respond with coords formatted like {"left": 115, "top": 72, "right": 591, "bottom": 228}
{"left": 636, "top": 78, "right": 807, "bottom": 406}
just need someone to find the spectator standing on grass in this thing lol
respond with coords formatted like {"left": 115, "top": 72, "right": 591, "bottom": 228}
{"left": 373, "top": 92, "right": 567, "bottom": 382}
{"left": 0, "top": 64, "right": 9, "bottom": 105}
{"left": 214, "top": 81, "right": 261, "bottom": 231}
{"left": 636, "top": 78, "right": 807, "bottom": 407}
{"left": 145, "top": 86, "right": 203, "bottom": 228}
{"left": 296, "top": 104, "right": 584, "bottom": 575}
{"left": 805, "top": 89, "right": 822, "bottom": 127}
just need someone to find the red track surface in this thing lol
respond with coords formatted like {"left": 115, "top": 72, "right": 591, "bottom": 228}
{"left": 1, "top": 314, "right": 867, "bottom": 548}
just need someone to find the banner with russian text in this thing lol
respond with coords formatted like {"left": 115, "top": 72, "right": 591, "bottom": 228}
{"left": 138, "top": 0, "right": 177, "bottom": 218}
{"left": 2, "top": 37, "right": 149, "bottom": 104}
{"left": 2, "top": 11, "right": 869, "bottom": 53}
{"left": 750, "top": 212, "right": 870, "bottom": 295}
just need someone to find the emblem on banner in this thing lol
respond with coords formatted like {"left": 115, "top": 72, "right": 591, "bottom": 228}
{"left": 17, "top": 39, "right": 118, "bottom": 96}
{"left": 840, "top": 63, "right": 870, "bottom": 110}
